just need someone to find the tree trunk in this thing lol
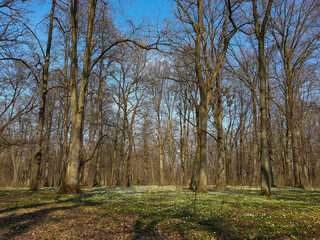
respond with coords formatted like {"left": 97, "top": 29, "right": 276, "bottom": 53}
{"left": 126, "top": 127, "right": 134, "bottom": 187}
{"left": 194, "top": 0, "right": 208, "bottom": 193}
{"left": 30, "top": 0, "right": 56, "bottom": 191}
{"left": 43, "top": 107, "right": 53, "bottom": 187}
{"left": 167, "top": 102, "right": 175, "bottom": 184}
{"left": 157, "top": 120, "right": 164, "bottom": 186}
{"left": 258, "top": 39, "right": 271, "bottom": 196}
{"left": 215, "top": 73, "right": 226, "bottom": 188}
{"left": 116, "top": 113, "right": 127, "bottom": 186}
{"left": 190, "top": 105, "right": 200, "bottom": 190}
{"left": 62, "top": 0, "right": 97, "bottom": 193}
{"left": 81, "top": 90, "right": 95, "bottom": 186}
{"left": 252, "top": 93, "right": 259, "bottom": 185}
{"left": 179, "top": 99, "right": 188, "bottom": 186}
{"left": 267, "top": 75, "right": 275, "bottom": 187}
{"left": 252, "top": 0, "right": 273, "bottom": 196}
{"left": 111, "top": 109, "right": 120, "bottom": 187}
{"left": 57, "top": 36, "right": 70, "bottom": 187}
{"left": 197, "top": 87, "right": 208, "bottom": 193}
{"left": 92, "top": 60, "right": 106, "bottom": 187}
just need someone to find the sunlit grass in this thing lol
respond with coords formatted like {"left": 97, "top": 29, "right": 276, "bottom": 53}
{"left": 1, "top": 186, "right": 319, "bottom": 239}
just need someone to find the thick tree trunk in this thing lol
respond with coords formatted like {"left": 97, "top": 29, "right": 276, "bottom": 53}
{"left": 194, "top": 0, "right": 208, "bottom": 193}
{"left": 197, "top": 88, "right": 208, "bottom": 193}
{"left": 62, "top": 0, "right": 97, "bottom": 193}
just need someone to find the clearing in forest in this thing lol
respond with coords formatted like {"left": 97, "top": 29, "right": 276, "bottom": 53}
{"left": 0, "top": 186, "right": 319, "bottom": 239}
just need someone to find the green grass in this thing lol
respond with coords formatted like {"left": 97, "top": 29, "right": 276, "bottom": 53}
{"left": 0, "top": 186, "right": 319, "bottom": 239}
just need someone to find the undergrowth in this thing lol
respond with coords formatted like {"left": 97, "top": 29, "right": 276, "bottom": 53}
{"left": 0, "top": 186, "right": 319, "bottom": 239}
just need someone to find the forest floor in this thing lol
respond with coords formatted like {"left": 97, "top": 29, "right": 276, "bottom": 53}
{"left": 0, "top": 186, "right": 319, "bottom": 240}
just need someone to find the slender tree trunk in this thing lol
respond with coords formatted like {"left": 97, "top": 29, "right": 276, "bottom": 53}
{"left": 117, "top": 112, "right": 127, "bottom": 186}
{"left": 142, "top": 111, "right": 149, "bottom": 185}
{"left": 43, "top": 108, "right": 53, "bottom": 187}
{"left": 157, "top": 120, "right": 164, "bottom": 186}
{"left": 179, "top": 98, "right": 188, "bottom": 185}
{"left": 300, "top": 124, "right": 310, "bottom": 188}
{"left": 288, "top": 82, "right": 306, "bottom": 188}
{"left": 291, "top": 119, "right": 306, "bottom": 188}
{"left": 267, "top": 75, "right": 275, "bottom": 187}
{"left": 57, "top": 37, "right": 70, "bottom": 187}
{"left": 190, "top": 140, "right": 200, "bottom": 191}
{"left": 54, "top": 110, "right": 61, "bottom": 186}
{"left": 11, "top": 146, "right": 20, "bottom": 187}
{"left": 258, "top": 39, "right": 271, "bottom": 196}
{"left": 30, "top": 0, "right": 56, "bottom": 191}
{"left": 167, "top": 103, "right": 175, "bottom": 184}
{"left": 284, "top": 110, "right": 293, "bottom": 186}
{"left": 93, "top": 60, "right": 105, "bottom": 187}
{"left": 239, "top": 113, "right": 244, "bottom": 185}
{"left": 126, "top": 98, "right": 140, "bottom": 187}
{"left": 252, "top": 94, "right": 259, "bottom": 185}
{"left": 126, "top": 126, "right": 134, "bottom": 187}
{"left": 111, "top": 109, "right": 120, "bottom": 187}
{"left": 216, "top": 73, "right": 226, "bottom": 188}
{"left": 81, "top": 90, "right": 95, "bottom": 186}
{"left": 190, "top": 105, "right": 200, "bottom": 190}
{"left": 252, "top": 0, "right": 273, "bottom": 196}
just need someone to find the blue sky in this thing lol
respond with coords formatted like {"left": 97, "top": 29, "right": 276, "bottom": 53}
{"left": 122, "top": 0, "right": 173, "bottom": 18}
{"left": 112, "top": 0, "right": 173, "bottom": 28}
{"left": 29, "top": 0, "right": 174, "bottom": 37}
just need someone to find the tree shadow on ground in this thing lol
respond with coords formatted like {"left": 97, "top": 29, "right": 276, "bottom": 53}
{"left": 132, "top": 216, "right": 163, "bottom": 239}
{"left": 130, "top": 206, "right": 229, "bottom": 240}
{"left": 0, "top": 202, "right": 48, "bottom": 215}
{"left": 0, "top": 193, "right": 107, "bottom": 240}
{"left": 0, "top": 205, "right": 78, "bottom": 239}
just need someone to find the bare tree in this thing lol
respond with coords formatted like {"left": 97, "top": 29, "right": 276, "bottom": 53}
{"left": 175, "top": 0, "right": 240, "bottom": 192}
{"left": 62, "top": 0, "right": 98, "bottom": 192}
{"left": 270, "top": 0, "right": 320, "bottom": 188}
{"left": 29, "top": 0, "right": 56, "bottom": 191}
{"left": 252, "top": 0, "right": 273, "bottom": 196}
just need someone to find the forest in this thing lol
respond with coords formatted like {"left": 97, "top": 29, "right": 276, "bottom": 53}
{"left": 0, "top": 0, "right": 320, "bottom": 196}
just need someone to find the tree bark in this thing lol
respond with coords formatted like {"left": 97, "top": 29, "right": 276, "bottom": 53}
{"left": 62, "top": 0, "right": 97, "bottom": 193}
{"left": 194, "top": 0, "right": 208, "bottom": 193}
{"left": 252, "top": 0, "right": 273, "bottom": 196}
{"left": 157, "top": 112, "right": 165, "bottom": 186}
{"left": 30, "top": 0, "right": 56, "bottom": 191}
{"left": 215, "top": 73, "right": 226, "bottom": 188}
